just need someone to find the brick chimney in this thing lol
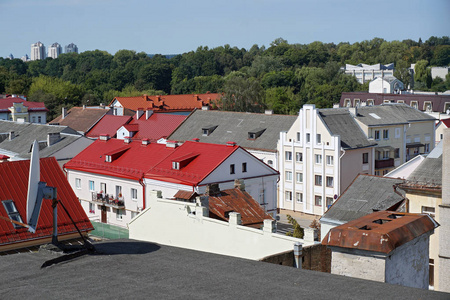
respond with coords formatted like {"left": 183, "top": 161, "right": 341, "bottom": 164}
{"left": 47, "top": 132, "right": 60, "bottom": 146}
{"left": 166, "top": 140, "right": 179, "bottom": 148}
{"left": 234, "top": 179, "right": 245, "bottom": 191}
{"left": 205, "top": 183, "right": 220, "bottom": 196}
{"left": 99, "top": 134, "right": 110, "bottom": 141}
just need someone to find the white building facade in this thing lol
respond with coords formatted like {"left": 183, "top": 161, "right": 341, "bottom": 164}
{"left": 48, "top": 43, "right": 62, "bottom": 59}
{"left": 31, "top": 41, "right": 45, "bottom": 61}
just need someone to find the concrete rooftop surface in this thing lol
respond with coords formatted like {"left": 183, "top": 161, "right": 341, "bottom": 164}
{"left": 0, "top": 239, "right": 447, "bottom": 300}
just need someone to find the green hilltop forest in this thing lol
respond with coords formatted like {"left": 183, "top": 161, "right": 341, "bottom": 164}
{"left": 0, "top": 36, "right": 449, "bottom": 120}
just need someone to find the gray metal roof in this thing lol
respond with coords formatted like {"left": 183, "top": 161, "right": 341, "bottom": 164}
{"left": 319, "top": 109, "right": 375, "bottom": 150}
{"left": 0, "top": 120, "right": 83, "bottom": 159}
{"left": 355, "top": 104, "right": 436, "bottom": 126}
{"left": 0, "top": 239, "right": 446, "bottom": 299}
{"left": 321, "top": 174, "right": 405, "bottom": 225}
{"left": 407, "top": 142, "right": 442, "bottom": 185}
{"left": 168, "top": 110, "right": 297, "bottom": 152}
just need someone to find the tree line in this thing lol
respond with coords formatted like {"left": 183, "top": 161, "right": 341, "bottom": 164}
{"left": 0, "top": 36, "right": 449, "bottom": 120}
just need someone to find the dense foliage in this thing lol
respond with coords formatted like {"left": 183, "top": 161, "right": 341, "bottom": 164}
{"left": 1, "top": 36, "right": 449, "bottom": 120}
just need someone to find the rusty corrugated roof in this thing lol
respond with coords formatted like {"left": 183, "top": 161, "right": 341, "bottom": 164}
{"left": 322, "top": 211, "right": 437, "bottom": 254}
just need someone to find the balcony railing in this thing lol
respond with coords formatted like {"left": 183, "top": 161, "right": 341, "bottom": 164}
{"left": 91, "top": 192, "right": 125, "bottom": 209}
{"left": 375, "top": 158, "right": 394, "bottom": 169}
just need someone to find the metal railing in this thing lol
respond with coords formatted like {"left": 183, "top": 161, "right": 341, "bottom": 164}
{"left": 89, "top": 220, "right": 129, "bottom": 240}
{"left": 91, "top": 192, "right": 125, "bottom": 208}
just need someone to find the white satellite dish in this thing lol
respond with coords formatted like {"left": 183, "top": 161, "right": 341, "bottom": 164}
{"left": 27, "top": 140, "right": 41, "bottom": 232}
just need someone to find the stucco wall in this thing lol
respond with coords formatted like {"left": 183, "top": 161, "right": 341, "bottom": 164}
{"left": 129, "top": 190, "right": 316, "bottom": 261}
{"left": 331, "top": 250, "right": 386, "bottom": 282}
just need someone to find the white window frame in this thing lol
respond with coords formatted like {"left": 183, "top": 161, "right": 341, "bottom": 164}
{"left": 296, "top": 152, "right": 303, "bottom": 162}
{"left": 285, "top": 151, "right": 292, "bottom": 161}
{"left": 374, "top": 130, "right": 380, "bottom": 140}
{"left": 383, "top": 129, "right": 389, "bottom": 140}
{"left": 75, "top": 178, "right": 81, "bottom": 189}
{"left": 89, "top": 180, "right": 95, "bottom": 191}
{"left": 296, "top": 172, "right": 303, "bottom": 183}
{"left": 285, "top": 171, "right": 292, "bottom": 181}
{"left": 296, "top": 192, "right": 303, "bottom": 203}
{"left": 315, "top": 154, "right": 322, "bottom": 164}
{"left": 315, "top": 195, "right": 322, "bottom": 206}
{"left": 89, "top": 202, "right": 95, "bottom": 214}
{"left": 315, "top": 175, "right": 322, "bottom": 186}
{"left": 316, "top": 134, "right": 321, "bottom": 144}
{"left": 285, "top": 191, "right": 293, "bottom": 202}
{"left": 116, "top": 209, "right": 123, "bottom": 220}
{"left": 326, "top": 176, "right": 334, "bottom": 188}
{"left": 131, "top": 188, "right": 138, "bottom": 201}
{"left": 326, "top": 155, "right": 333, "bottom": 166}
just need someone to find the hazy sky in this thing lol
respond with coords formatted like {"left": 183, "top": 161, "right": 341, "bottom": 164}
{"left": 1, "top": 0, "right": 449, "bottom": 58}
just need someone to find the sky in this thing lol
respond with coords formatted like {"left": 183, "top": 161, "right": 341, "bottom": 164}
{"left": 1, "top": 0, "right": 449, "bottom": 58}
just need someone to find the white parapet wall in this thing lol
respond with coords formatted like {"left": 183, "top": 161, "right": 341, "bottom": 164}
{"left": 129, "top": 190, "right": 316, "bottom": 261}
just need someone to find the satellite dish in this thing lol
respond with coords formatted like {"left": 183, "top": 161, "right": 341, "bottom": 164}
{"left": 27, "top": 140, "right": 41, "bottom": 232}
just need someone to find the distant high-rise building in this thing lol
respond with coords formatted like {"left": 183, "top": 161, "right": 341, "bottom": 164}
{"left": 65, "top": 43, "right": 78, "bottom": 54}
{"left": 48, "top": 42, "right": 62, "bottom": 59}
{"left": 21, "top": 54, "right": 30, "bottom": 62}
{"left": 31, "top": 41, "right": 45, "bottom": 60}
{"left": 7, "top": 54, "right": 14, "bottom": 60}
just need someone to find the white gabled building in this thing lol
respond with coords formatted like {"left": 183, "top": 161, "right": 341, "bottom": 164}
{"left": 278, "top": 105, "right": 376, "bottom": 216}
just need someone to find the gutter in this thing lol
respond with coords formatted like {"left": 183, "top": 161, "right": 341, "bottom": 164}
{"left": 139, "top": 177, "right": 146, "bottom": 210}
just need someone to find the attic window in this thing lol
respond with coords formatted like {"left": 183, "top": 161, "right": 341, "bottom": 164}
{"left": 202, "top": 125, "right": 218, "bottom": 136}
{"left": 248, "top": 128, "right": 266, "bottom": 140}
{"left": 2, "top": 200, "right": 24, "bottom": 229}
{"left": 104, "top": 146, "right": 130, "bottom": 163}
{"left": 172, "top": 161, "right": 180, "bottom": 170}
{"left": 171, "top": 153, "right": 199, "bottom": 170}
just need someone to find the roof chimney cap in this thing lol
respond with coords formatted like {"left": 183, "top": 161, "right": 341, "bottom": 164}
{"left": 124, "top": 136, "right": 131, "bottom": 143}
{"left": 166, "top": 140, "right": 179, "bottom": 148}
{"left": 99, "top": 134, "right": 110, "bottom": 141}
{"left": 192, "top": 138, "right": 200, "bottom": 142}
{"left": 226, "top": 141, "right": 236, "bottom": 147}
{"left": 142, "top": 138, "right": 150, "bottom": 145}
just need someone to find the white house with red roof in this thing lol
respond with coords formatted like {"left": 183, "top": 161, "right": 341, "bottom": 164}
{"left": 436, "top": 119, "right": 450, "bottom": 145}
{"left": 0, "top": 96, "right": 47, "bottom": 123}
{"left": 64, "top": 137, "right": 279, "bottom": 228}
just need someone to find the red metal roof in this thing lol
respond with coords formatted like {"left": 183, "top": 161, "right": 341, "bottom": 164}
{"left": 64, "top": 139, "right": 240, "bottom": 185}
{"left": 322, "top": 211, "right": 437, "bottom": 254}
{"left": 0, "top": 97, "right": 48, "bottom": 112}
{"left": 86, "top": 115, "right": 132, "bottom": 138}
{"left": 126, "top": 113, "right": 186, "bottom": 141}
{"left": 110, "top": 93, "right": 220, "bottom": 112}
{"left": 0, "top": 157, "right": 93, "bottom": 247}
{"left": 208, "top": 188, "right": 273, "bottom": 227}
{"left": 440, "top": 118, "right": 450, "bottom": 128}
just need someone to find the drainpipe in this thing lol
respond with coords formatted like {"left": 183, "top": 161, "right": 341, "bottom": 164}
{"left": 294, "top": 242, "right": 302, "bottom": 269}
{"left": 139, "top": 177, "right": 146, "bottom": 210}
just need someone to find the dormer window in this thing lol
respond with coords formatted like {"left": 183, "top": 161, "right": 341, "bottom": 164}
{"left": 2, "top": 200, "right": 24, "bottom": 229}
{"left": 248, "top": 128, "right": 266, "bottom": 140}
{"left": 202, "top": 125, "right": 218, "bottom": 136}
{"left": 411, "top": 101, "right": 418, "bottom": 109}
{"left": 424, "top": 101, "right": 432, "bottom": 112}
{"left": 172, "top": 161, "right": 180, "bottom": 170}
{"left": 171, "top": 153, "right": 199, "bottom": 170}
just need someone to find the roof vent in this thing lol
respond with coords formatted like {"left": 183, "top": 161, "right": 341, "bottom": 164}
{"left": 142, "top": 138, "right": 150, "bottom": 146}
{"left": 99, "top": 134, "right": 110, "bottom": 141}
{"left": 226, "top": 141, "right": 236, "bottom": 147}
{"left": 192, "top": 138, "right": 200, "bottom": 142}
{"left": 166, "top": 140, "right": 179, "bottom": 148}
{"left": 124, "top": 136, "right": 131, "bottom": 144}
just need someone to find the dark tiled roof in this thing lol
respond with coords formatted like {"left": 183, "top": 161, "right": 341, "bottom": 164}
{"left": 49, "top": 107, "right": 110, "bottom": 133}
{"left": 355, "top": 104, "right": 436, "bottom": 126}
{"left": 321, "top": 175, "right": 405, "bottom": 225}
{"left": 406, "top": 141, "right": 442, "bottom": 186}
{"left": 168, "top": 110, "right": 297, "bottom": 152}
{"left": 319, "top": 109, "right": 375, "bottom": 149}
{"left": 322, "top": 211, "right": 437, "bottom": 254}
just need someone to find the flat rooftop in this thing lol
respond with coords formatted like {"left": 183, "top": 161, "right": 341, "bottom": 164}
{"left": 0, "top": 239, "right": 447, "bottom": 299}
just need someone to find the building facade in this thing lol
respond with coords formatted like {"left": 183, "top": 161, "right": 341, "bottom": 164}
{"left": 65, "top": 43, "right": 78, "bottom": 53}
{"left": 369, "top": 76, "right": 404, "bottom": 94}
{"left": 30, "top": 41, "right": 45, "bottom": 60}
{"left": 343, "top": 63, "right": 394, "bottom": 84}
{"left": 47, "top": 42, "right": 62, "bottom": 59}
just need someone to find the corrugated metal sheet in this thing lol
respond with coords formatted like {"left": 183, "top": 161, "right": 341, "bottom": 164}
{"left": 322, "top": 211, "right": 437, "bottom": 254}
{"left": 0, "top": 157, "right": 93, "bottom": 247}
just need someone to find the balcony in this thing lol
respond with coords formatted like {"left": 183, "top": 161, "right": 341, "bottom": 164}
{"left": 375, "top": 158, "right": 394, "bottom": 169}
{"left": 91, "top": 192, "right": 125, "bottom": 209}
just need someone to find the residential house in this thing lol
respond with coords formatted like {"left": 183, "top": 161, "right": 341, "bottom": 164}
{"left": 340, "top": 92, "right": 450, "bottom": 120}
{"left": 320, "top": 174, "right": 405, "bottom": 237}
{"left": 167, "top": 109, "right": 298, "bottom": 170}
{"left": 322, "top": 211, "right": 438, "bottom": 290}
{"left": 352, "top": 104, "right": 436, "bottom": 175}
{"left": 116, "top": 109, "right": 186, "bottom": 141}
{"left": 278, "top": 104, "right": 376, "bottom": 216}
{"left": 49, "top": 106, "right": 110, "bottom": 135}
{"left": 0, "top": 96, "right": 47, "bottom": 123}
{"left": 64, "top": 138, "right": 279, "bottom": 227}
{"left": 396, "top": 141, "right": 444, "bottom": 290}
{"left": 0, "top": 157, "right": 93, "bottom": 252}
{"left": 369, "top": 76, "right": 404, "bottom": 94}
{"left": 85, "top": 114, "right": 132, "bottom": 139}
{"left": 436, "top": 118, "right": 450, "bottom": 145}
{"left": 0, "top": 120, "right": 93, "bottom": 165}
{"left": 343, "top": 63, "right": 394, "bottom": 84}
{"left": 109, "top": 93, "right": 220, "bottom": 115}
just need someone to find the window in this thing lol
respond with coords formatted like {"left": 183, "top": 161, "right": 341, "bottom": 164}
{"left": 267, "top": 160, "right": 273, "bottom": 167}
{"left": 89, "top": 203, "right": 95, "bottom": 214}
{"left": 285, "top": 171, "right": 292, "bottom": 181}
{"left": 424, "top": 101, "right": 432, "bottom": 111}
{"left": 326, "top": 197, "right": 334, "bottom": 207}
{"left": 116, "top": 185, "right": 122, "bottom": 198}
{"left": 315, "top": 195, "right": 322, "bottom": 206}
{"left": 395, "top": 128, "right": 401, "bottom": 138}
{"left": 296, "top": 193, "right": 303, "bottom": 203}
{"left": 285, "top": 191, "right": 293, "bottom": 202}
{"left": 424, "top": 143, "right": 430, "bottom": 153}
{"left": 100, "top": 182, "right": 107, "bottom": 193}
{"left": 89, "top": 180, "right": 95, "bottom": 191}
{"left": 75, "top": 178, "right": 81, "bottom": 189}
{"left": 316, "top": 134, "right": 321, "bottom": 144}
{"left": 315, "top": 154, "right": 322, "bottom": 164}
{"left": 383, "top": 150, "right": 390, "bottom": 159}
{"left": 131, "top": 188, "right": 138, "bottom": 200}
{"left": 248, "top": 133, "right": 256, "bottom": 139}
{"left": 2, "top": 200, "right": 24, "bottom": 229}
{"left": 326, "top": 155, "right": 333, "bottom": 166}
{"left": 315, "top": 175, "right": 322, "bottom": 186}
{"left": 242, "top": 162, "right": 247, "bottom": 173}
{"left": 344, "top": 99, "right": 351, "bottom": 107}
{"left": 285, "top": 151, "right": 292, "bottom": 161}
{"left": 296, "top": 152, "right": 303, "bottom": 162}
{"left": 430, "top": 259, "right": 435, "bottom": 287}
{"left": 306, "top": 133, "right": 311, "bottom": 143}
{"left": 296, "top": 132, "right": 301, "bottom": 142}
{"left": 394, "top": 148, "right": 400, "bottom": 158}
{"left": 374, "top": 130, "right": 380, "bottom": 140}
{"left": 354, "top": 99, "right": 360, "bottom": 107}
{"left": 383, "top": 129, "right": 389, "bottom": 139}
{"left": 230, "top": 164, "right": 235, "bottom": 174}
{"left": 422, "top": 206, "right": 435, "bottom": 218}
{"left": 326, "top": 176, "right": 334, "bottom": 188}
{"left": 116, "top": 209, "right": 123, "bottom": 220}
{"left": 411, "top": 101, "right": 418, "bottom": 109}
{"left": 296, "top": 172, "right": 303, "bottom": 183}
{"left": 362, "top": 153, "right": 369, "bottom": 164}
{"left": 172, "top": 161, "right": 180, "bottom": 170}
{"left": 38, "top": 116, "right": 41, "bottom": 123}
{"left": 367, "top": 99, "right": 374, "bottom": 106}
